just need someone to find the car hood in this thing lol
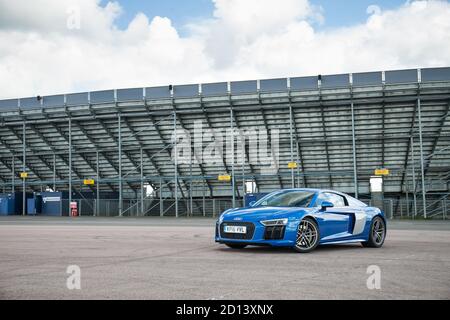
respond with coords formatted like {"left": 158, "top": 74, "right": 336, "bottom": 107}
{"left": 221, "top": 206, "right": 310, "bottom": 221}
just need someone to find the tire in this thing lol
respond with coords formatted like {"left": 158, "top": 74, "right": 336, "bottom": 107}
{"left": 225, "top": 243, "right": 247, "bottom": 249}
{"left": 362, "top": 216, "right": 386, "bottom": 248}
{"left": 294, "top": 217, "right": 320, "bottom": 253}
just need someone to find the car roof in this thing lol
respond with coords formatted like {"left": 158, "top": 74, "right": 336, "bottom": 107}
{"left": 279, "top": 188, "right": 350, "bottom": 197}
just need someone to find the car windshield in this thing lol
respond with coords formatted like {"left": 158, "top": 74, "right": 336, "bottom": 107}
{"left": 253, "top": 191, "right": 315, "bottom": 208}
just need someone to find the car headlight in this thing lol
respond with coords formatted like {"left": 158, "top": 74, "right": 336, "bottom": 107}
{"left": 260, "top": 218, "right": 288, "bottom": 226}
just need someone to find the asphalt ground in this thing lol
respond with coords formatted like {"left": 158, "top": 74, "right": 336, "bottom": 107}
{"left": 0, "top": 216, "right": 449, "bottom": 299}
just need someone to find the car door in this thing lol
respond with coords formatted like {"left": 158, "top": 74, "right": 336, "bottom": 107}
{"left": 315, "top": 192, "right": 353, "bottom": 241}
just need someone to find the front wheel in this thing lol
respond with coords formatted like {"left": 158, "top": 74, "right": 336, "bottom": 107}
{"left": 294, "top": 217, "right": 320, "bottom": 253}
{"left": 362, "top": 216, "right": 386, "bottom": 248}
{"left": 225, "top": 243, "right": 247, "bottom": 249}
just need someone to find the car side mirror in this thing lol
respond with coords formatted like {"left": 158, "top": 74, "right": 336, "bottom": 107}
{"left": 248, "top": 201, "right": 256, "bottom": 207}
{"left": 320, "top": 201, "right": 334, "bottom": 211}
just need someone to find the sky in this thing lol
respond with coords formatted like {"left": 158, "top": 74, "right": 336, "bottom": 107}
{"left": 0, "top": 0, "right": 449, "bottom": 99}
{"left": 107, "top": 0, "right": 408, "bottom": 33}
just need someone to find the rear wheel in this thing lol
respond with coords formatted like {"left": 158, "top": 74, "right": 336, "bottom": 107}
{"left": 225, "top": 243, "right": 247, "bottom": 249}
{"left": 362, "top": 216, "right": 386, "bottom": 248}
{"left": 294, "top": 217, "right": 320, "bottom": 253}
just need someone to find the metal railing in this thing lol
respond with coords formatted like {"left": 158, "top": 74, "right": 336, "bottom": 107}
{"left": 71, "top": 198, "right": 244, "bottom": 217}
{"left": 361, "top": 197, "right": 449, "bottom": 220}
{"left": 67, "top": 196, "right": 448, "bottom": 219}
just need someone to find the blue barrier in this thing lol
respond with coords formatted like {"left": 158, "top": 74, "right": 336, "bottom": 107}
{"left": 0, "top": 193, "right": 24, "bottom": 215}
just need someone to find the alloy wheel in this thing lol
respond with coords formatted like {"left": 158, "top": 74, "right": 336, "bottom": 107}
{"left": 372, "top": 218, "right": 385, "bottom": 245}
{"left": 296, "top": 219, "right": 318, "bottom": 250}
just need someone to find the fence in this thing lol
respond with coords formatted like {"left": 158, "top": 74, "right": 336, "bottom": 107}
{"left": 72, "top": 198, "right": 244, "bottom": 217}
{"left": 361, "top": 197, "right": 449, "bottom": 220}
{"left": 70, "top": 196, "right": 448, "bottom": 219}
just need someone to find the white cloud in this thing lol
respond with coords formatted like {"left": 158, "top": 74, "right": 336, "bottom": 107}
{"left": 0, "top": 0, "right": 449, "bottom": 99}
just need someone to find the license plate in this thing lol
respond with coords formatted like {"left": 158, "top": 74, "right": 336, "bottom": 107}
{"left": 224, "top": 225, "right": 247, "bottom": 234}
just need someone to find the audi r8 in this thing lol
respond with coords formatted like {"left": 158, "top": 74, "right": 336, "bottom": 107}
{"left": 215, "top": 189, "right": 386, "bottom": 253}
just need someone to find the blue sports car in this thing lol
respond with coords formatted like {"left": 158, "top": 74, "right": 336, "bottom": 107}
{"left": 215, "top": 189, "right": 386, "bottom": 253}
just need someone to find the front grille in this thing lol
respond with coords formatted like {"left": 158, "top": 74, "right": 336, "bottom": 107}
{"left": 264, "top": 226, "right": 286, "bottom": 240}
{"left": 220, "top": 222, "right": 255, "bottom": 240}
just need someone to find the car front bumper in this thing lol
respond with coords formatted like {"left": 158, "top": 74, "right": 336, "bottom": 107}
{"left": 215, "top": 220, "right": 297, "bottom": 247}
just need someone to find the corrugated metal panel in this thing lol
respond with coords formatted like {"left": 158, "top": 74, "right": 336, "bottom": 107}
{"left": 421, "top": 67, "right": 450, "bottom": 82}
{"left": 352, "top": 72, "right": 382, "bottom": 86}
{"left": 66, "top": 92, "right": 89, "bottom": 105}
{"left": 385, "top": 69, "right": 418, "bottom": 84}
{"left": 173, "top": 84, "right": 199, "bottom": 98}
{"left": 321, "top": 74, "right": 350, "bottom": 89}
{"left": 202, "top": 82, "right": 228, "bottom": 96}
{"left": 230, "top": 80, "right": 257, "bottom": 94}
{"left": 90, "top": 90, "right": 115, "bottom": 104}
{"left": 146, "top": 86, "right": 171, "bottom": 99}
{"left": 290, "top": 76, "right": 318, "bottom": 91}
{"left": 43, "top": 94, "right": 65, "bottom": 107}
{"left": 117, "top": 88, "right": 143, "bottom": 101}
{"left": 260, "top": 78, "right": 288, "bottom": 92}
{"left": 0, "top": 99, "right": 18, "bottom": 111}
{"left": 20, "top": 97, "right": 41, "bottom": 109}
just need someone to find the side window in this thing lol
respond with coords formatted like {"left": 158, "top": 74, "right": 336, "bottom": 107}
{"left": 322, "top": 193, "right": 346, "bottom": 207}
{"left": 347, "top": 196, "right": 367, "bottom": 208}
{"left": 315, "top": 193, "right": 329, "bottom": 207}
{"left": 332, "top": 194, "right": 346, "bottom": 207}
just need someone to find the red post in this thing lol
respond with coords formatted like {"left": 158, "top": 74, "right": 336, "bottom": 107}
{"left": 70, "top": 201, "right": 78, "bottom": 217}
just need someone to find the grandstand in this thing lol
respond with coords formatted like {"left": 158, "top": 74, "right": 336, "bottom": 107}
{"left": 0, "top": 67, "right": 449, "bottom": 218}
